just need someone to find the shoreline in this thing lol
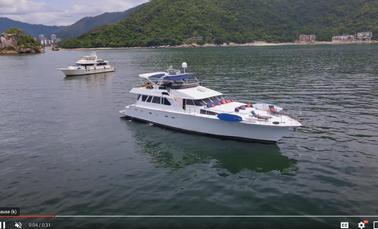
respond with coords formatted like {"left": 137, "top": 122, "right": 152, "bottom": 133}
{"left": 0, "top": 50, "right": 44, "bottom": 55}
{"left": 60, "top": 40, "right": 378, "bottom": 51}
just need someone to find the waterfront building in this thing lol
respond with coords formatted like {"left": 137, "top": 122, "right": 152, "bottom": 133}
{"left": 332, "top": 35, "right": 355, "bottom": 42}
{"left": 297, "top": 34, "right": 316, "bottom": 43}
{"left": 355, "top": 32, "right": 373, "bottom": 41}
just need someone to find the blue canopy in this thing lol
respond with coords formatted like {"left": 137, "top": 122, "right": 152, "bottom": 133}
{"left": 148, "top": 73, "right": 166, "bottom": 80}
{"left": 164, "top": 74, "right": 196, "bottom": 81}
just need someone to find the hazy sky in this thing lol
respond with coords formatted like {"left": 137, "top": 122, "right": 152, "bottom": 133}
{"left": 0, "top": 0, "right": 148, "bottom": 25}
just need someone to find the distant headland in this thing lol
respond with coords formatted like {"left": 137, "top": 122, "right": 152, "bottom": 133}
{"left": 0, "top": 28, "right": 43, "bottom": 55}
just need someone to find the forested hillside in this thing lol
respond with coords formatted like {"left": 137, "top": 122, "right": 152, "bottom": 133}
{"left": 61, "top": 0, "right": 378, "bottom": 48}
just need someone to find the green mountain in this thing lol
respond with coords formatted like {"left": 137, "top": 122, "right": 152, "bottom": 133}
{"left": 61, "top": 0, "right": 378, "bottom": 48}
{"left": 55, "top": 5, "right": 143, "bottom": 39}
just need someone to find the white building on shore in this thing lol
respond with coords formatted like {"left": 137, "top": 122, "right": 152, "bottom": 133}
{"left": 297, "top": 34, "right": 316, "bottom": 43}
{"left": 356, "top": 32, "right": 373, "bottom": 41}
{"left": 332, "top": 31, "right": 373, "bottom": 42}
{"left": 332, "top": 35, "right": 355, "bottom": 42}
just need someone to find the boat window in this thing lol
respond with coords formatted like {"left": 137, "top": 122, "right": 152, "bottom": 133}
{"left": 200, "top": 109, "right": 217, "bottom": 116}
{"left": 186, "top": 100, "right": 195, "bottom": 106}
{"left": 207, "top": 111, "right": 217, "bottom": 116}
{"left": 162, "top": 98, "right": 171, "bottom": 106}
{"left": 137, "top": 95, "right": 141, "bottom": 100}
{"left": 162, "top": 92, "right": 170, "bottom": 96}
{"left": 141, "top": 95, "right": 148, "bottom": 102}
{"left": 146, "top": 96, "right": 152, "bottom": 103}
{"left": 194, "top": 100, "right": 205, "bottom": 106}
{"left": 202, "top": 98, "right": 211, "bottom": 103}
{"left": 209, "top": 97, "right": 217, "bottom": 103}
{"left": 152, "top": 96, "right": 160, "bottom": 104}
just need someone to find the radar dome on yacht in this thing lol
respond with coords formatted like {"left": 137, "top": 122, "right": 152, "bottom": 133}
{"left": 182, "top": 62, "right": 188, "bottom": 72}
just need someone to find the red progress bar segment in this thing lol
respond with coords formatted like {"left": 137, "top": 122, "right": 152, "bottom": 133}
{"left": 0, "top": 215, "right": 56, "bottom": 219}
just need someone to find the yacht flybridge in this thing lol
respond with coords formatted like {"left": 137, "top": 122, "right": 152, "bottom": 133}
{"left": 120, "top": 63, "right": 301, "bottom": 142}
{"left": 58, "top": 52, "right": 115, "bottom": 76}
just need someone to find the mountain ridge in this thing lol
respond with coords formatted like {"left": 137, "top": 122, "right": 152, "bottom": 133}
{"left": 0, "top": 17, "right": 59, "bottom": 37}
{"left": 60, "top": 0, "right": 378, "bottom": 48}
{"left": 0, "top": 5, "right": 143, "bottom": 39}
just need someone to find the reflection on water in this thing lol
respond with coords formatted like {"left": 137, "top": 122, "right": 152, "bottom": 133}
{"left": 126, "top": 120, "right": 297, "bottom": 174}
{"left": 63, "top": 72, "right": 114, "bottom": 82}
{"left": 62, "top": 73, "right": 114, "bottom": 94}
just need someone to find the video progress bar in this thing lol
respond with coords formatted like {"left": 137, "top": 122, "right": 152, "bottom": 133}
{"left": 55, "top": 215, "right": 378, "bottom": 218}
{"left": 1, "top": 215, "right": 378, "bottom": 219}
{"left": 0, "top": 215, "right": 56, "bottom": 219}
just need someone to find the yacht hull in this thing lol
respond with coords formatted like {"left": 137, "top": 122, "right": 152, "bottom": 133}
{"left": 120, "top": 106, "right": 291, "bottom": 143}
{"left": 59, "top": 66, "right": 115, "bottom": 76}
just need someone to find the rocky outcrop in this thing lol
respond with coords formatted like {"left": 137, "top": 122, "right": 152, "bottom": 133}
{"left": 0, "top": 29, "right": 43, "bottom": 54}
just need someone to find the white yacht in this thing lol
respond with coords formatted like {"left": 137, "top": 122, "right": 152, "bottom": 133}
{"left": 120, "top": 63, "right": 302, "bottom": 143}
{"left": 58, "top": 52, "right": 115, "bottom": 76}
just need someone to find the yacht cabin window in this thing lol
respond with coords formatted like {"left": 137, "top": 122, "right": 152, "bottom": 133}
{"left": 152, "top": 96, "right": 160, "bottom": 104}
{"left": 202, "top": 98, "right": 212, "bottom": 103}
{"left": 200, "top": 109, "right": 217, "bottom": 116}
{"left": 185, "top": 99, "right": 206, "bottom": 106}
{"left": 194, "top": 100, "right": 205, "bottom": 106}
{"left": 140, "top": 95, "right": 171, "bottom": 106}
{"left": 202, "top": 96, "right": 227, "bottom": 105}
{"left": 186, "top": 100, "right": 195, "bottom": 106}
{"left": 162, "top": 98, "right": 171, "bottom": 105}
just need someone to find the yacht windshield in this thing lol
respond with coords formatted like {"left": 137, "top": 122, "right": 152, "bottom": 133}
{"left": 160, "top": 73, "right": 200, "bottom": 89}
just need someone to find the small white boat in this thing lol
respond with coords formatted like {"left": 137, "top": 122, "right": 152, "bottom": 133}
{"left": 120, "top": 63, "right": 302, "bottom": 143}
{"left": 58, "top": 52, "right": 115, "bottom": 76}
